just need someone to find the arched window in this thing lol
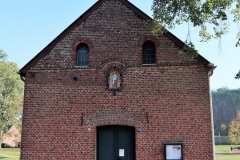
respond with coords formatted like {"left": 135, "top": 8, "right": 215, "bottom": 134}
{"left": 76, "top": 44, "right": 89, "bottom": 66}
{"left": 142, "top": 41, "right": 156, "bottom": 64}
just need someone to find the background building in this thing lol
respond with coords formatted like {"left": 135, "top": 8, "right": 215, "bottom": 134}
{"left": 2, "top": 126, "right": 21, "bottom": 148}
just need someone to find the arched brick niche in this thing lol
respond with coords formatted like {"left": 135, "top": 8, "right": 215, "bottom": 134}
{"left": 72, "top": 38, "right": 93, "bottom": 66}
{"left": 101, "top": 61, "right": 127, "bottom": 75}
{"left": 138, "top": 36, "right": 160, "bottom": 64}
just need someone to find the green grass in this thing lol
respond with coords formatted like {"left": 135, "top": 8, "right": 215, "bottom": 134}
{"left": 215, "top": 145, "right": 231, "bottom": 154}
{"left": 0, "top": 158, "right": 19, "bottom": 160}
{"left": 215, "top": 145, "right": 240, "bottom": 160}
{"left": 215, "top": 145, "right": 240, "bottom": 153}
{"left": 0, "top": 149, "right": 20, "bottom": 152}
{"left": 1, "top": 146, "right": 240, "bottom": 160}
{"left": 0, "top": 148, "right": 20, "bottom": 160}
{"left": 0, "top": 148, "right": 20, "bottom": 156}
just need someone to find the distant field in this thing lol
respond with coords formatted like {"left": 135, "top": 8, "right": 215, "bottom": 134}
{"left": 0, "top": 148, "right": 20, "bottom": 160}
{"left": 215, "top": 145, "right": 240, "bottom": 160}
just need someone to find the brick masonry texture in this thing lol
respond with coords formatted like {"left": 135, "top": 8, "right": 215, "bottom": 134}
{"left": 21, "top": 0, "right": 214, "bottom": 159}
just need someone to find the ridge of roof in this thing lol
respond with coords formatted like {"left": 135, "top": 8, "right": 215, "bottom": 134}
{"left": 19, "top": 0, "right": 213, "bottom": 77}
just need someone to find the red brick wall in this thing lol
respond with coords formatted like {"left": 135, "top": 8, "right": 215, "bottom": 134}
{"left": 21, "top": 0, "right": 214, "bottom": 159}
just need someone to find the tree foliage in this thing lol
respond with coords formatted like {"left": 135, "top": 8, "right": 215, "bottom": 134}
{"left": 212, "top": 87, "right": 240, "bottom": 136}
{"left": 0, "top": 50, "right": 7, "bottom": 61}
{"left": 0, "top": 50, "right": 24, "bottom": 132}
{"left": 235, "top": 70, "right": 240, "bottom": 79}
{"left": 228, "top": 110, "right": 240, "bottom": 144}
{"left": 151, "top": 0, "right": 240, "bottom": 46}
{"left": 220, "top": 123, "right": 227, "bottom": 135}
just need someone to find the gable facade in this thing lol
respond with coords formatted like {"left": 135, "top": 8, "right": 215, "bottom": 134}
{"left": 19, "top": 0, "right": 215, "bottom": 159}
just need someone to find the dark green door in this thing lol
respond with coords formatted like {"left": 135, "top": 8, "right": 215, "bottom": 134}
{"left": 97, "top": 126, "right": 135, "bottom": 160}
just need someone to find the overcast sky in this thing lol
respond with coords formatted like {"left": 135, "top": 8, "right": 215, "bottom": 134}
{"left": 0, "top": 0, "right": 239, "bottom": 90}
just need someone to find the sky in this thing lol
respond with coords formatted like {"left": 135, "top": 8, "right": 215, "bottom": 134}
{"left": 0, "top": 0, "right": 239, "bottom": 90}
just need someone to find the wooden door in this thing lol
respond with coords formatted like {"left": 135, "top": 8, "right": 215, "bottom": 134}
{"left": 97, "top": 126, "right": 135, "bottom": 160}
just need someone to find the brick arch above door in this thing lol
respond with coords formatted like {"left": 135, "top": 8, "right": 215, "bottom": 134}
{"left": 86, "top": 109, "right": 145, "bottom": 127}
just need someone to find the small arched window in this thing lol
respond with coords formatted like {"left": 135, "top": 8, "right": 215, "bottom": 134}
{"left": 76, "top": 44, "right": 89, "bottom": 66}
{"left": 142, "top": 41, "right": 156, "bottom": 64}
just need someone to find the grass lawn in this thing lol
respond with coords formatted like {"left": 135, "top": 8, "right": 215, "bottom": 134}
{"left": 0, "top": 148, "right": 20, "bottom": 160}
{"left": 215, "top": 145, "right": 240, "bottom": 160}
{"left": 1, "top": 146, "right": 240, "bottom": 160}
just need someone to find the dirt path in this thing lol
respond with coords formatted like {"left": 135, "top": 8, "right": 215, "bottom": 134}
{"left": 232, "top": 148, "right": 240, "bottom": 154}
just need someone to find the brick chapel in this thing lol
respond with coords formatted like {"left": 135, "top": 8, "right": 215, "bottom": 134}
{"left": 18, "top": 0, "right": 216, "bottom": 159}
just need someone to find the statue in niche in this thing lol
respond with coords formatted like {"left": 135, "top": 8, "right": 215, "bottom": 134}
{"left": 112, "top": 71, "right": 118, "bottom": 88}
{"left": 108, "top": 69, "right": 121, "bottom": 90}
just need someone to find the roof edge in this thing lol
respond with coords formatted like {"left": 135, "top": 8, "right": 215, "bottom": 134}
{"left": 164, "top": 31, "right": 214, "bottom": 68}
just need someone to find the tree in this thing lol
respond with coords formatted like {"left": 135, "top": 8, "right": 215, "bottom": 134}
{"left": 235, "top": 70, "right": 240, "bottom": 79}
{"left": 0, "top": 50, "right": 24, "bottom": 148}
{"left": 212, "top": 87, "right": 240, "bottom": 135}
{"left": 220, "top": 123, "right": 227, "bottom": 135}
{"left": 0, "top": 50, "right": 7, "bottom": 60}
{"left": 151, "top": 0, "right": 240, "bottom": 75}
{"left": 228, "top": 110, "right": 240, "bottom": 144}
{"left": 151, "top": 0, "right": 240, "bottom": 45}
